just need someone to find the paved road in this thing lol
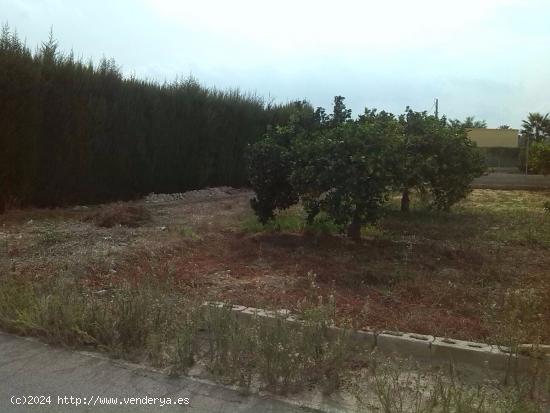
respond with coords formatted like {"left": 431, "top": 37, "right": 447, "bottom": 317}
{"left": 473, "top": 172, "right": 550, "bottom": 190}
{"left": 0, "top": 333, "right": 318, "bottom": 413}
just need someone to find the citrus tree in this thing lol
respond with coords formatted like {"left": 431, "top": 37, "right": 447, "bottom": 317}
{"left": 247, "top": 99, "right": 485, "bottom": 240}
{"left": 425, "top": 122, "right": 486, "bottom": 210}
{"left": 246, "top": 137, "right": 298, "bottom": 224}
{"left": 396, "top": 109, "right": 485, "bottom": 211}
{"left": 291, "top": 121, "right": 399, "bottom": 240}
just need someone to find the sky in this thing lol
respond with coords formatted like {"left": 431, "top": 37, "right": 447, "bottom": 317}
{"left": 2, "top": 0, "right": 549, "bottom": 128}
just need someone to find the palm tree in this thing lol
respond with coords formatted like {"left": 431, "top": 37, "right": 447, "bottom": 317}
{"left": 521, "top": 112, "right": 550, "bottom": 143}
{"left": 462, "top": 116, "right": 487, "bottom": 128}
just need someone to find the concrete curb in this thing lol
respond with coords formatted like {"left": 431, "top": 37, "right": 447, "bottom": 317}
{"left": 203, "top": 302, "right": 549, "bottom": 374}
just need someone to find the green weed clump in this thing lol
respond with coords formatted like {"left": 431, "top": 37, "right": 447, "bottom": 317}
{"left": 36, "top": 226, "right": 66, "bottom": 245}
{"left": 241, "top": 207, "right": 343, "bottom": 236}
{"left": 240, "top": 207, "right": 307, "bottom": 233}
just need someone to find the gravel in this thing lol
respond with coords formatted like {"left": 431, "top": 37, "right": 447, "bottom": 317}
{"left": 144, "top": 186, "right": 251, "bottom": 203}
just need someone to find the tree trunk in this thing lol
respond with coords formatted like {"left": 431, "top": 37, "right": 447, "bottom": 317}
{"left": 401, "top": 188, "right": 410, "bottom": 212}
{"left": 347, "top": 214, "right": 361, "bottom": 242}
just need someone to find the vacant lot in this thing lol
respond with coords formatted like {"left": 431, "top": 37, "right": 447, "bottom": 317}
{"left": 1, "top": 188, "right": 549, "bottom": 344}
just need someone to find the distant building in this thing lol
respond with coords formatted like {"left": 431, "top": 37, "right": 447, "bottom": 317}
{"left": 467, "top": 128, "right": 520, "bottom": 168}
{"left": 467, "top": 128, "right": 519, "bottom": 148}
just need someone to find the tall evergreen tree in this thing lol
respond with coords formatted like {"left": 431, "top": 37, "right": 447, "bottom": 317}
{"left": 0, "top": 26, "right": 293, "bottom": 210}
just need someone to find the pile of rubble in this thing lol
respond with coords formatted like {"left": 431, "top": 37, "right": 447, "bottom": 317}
{"left": 144, "top": 186, "right": 250, "bottom": 203}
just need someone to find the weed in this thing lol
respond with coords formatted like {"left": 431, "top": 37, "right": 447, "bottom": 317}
{"left": 198, "top": 304, "right": 354, "bottom": 394}
{"left": 1, "top": 273, "right": 549, "bottom": 409}
{"left": 358, "top": 356, "right": 550, "bottom": 413}
{"left": 306, "top": 212, "right": 342, "bottom": 236}
{"left": 171, "top": 307, "right": 201, "bottom": 374}
{"left": 36, "top": 226, "right": 65, "bottom": 245}
{"left": 200, "top": 305, "right": 256, "bottom": 388}
{"left": 241, "top": 206, "right": 345, "bottom": 236}
{"left": 361, "top": 223, "right": 385, "bottom": 238}
{"left": 0, "top": 274, "right": 185, "bottom": 363}
{"left": 241, "top": 206, "right": 306, "bottom": 233}
{"left": 486, "top": 285, "right": 550, "bottom": 399}
{"left": 179, "top": 226, "right": 201, "bottom": 240}
{"left": 0, "top": 272, "right": 353, "bottom": 395}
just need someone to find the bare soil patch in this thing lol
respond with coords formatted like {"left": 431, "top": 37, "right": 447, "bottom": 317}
{"left": 83, "top": 203, "right": 152, "bottom": 228}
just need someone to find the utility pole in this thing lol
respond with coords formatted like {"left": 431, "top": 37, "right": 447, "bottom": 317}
{"left": 434, "top": 98, "right": 439, "bottom": 119}
{"left": 525, "top": 134, "right": 530, "bottom": 175}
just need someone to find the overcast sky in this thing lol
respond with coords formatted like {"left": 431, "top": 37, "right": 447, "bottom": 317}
{"left": 2, "top": 0, "right": 549, "bottom": 128}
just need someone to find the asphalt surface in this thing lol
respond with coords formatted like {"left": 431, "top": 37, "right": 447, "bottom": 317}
{"left": 0, "top": 332, "right": 318, "bottom": 413}
{"left": 473, "top": 172, "right": 550, "bottom": 189}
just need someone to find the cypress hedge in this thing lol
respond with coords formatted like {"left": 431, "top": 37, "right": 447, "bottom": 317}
{"left": 0, "top": 25, "right": 295, "bottom": 209}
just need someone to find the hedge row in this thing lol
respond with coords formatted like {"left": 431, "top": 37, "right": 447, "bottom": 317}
{"left": 0, "top": 27, "right": 296, "bottom": 209}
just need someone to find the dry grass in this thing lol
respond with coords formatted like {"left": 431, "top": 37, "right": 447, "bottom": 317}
{"left": 83, "top": 203, "right": 152, "bottom": 228}
{"left": 0, "top": 273, "right": 548, "bottom": 411}
{"left": 1, "top": 187, "right": 549, "bottom": 411}
{"left": 1, "top": 189, "right": 549, "bottom": 345}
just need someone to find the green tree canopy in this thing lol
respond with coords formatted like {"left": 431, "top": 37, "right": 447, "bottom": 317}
{"left": 521, "top": 112, "right": 550, "bottom": 144}
{"left": 291, "top": 118, "right": 400, "bottom": 240}
{"left": 392, "top": 109, "right": 485, "bottom": 212}
{"left": 530, "top": 142, "right": 550, "bottom": 175}
{"left": 460, "top": 116, "right": 487, "bottom": 129}
{"left": 247, "top": 99, "right": 486, "bottom": 240}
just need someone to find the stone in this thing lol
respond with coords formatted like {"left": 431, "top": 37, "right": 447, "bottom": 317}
{"left": 430, "top": 337, "right": 506, "bottom": 369}
{"left": 376, "top": 331, "right": 433, "bottom": 359}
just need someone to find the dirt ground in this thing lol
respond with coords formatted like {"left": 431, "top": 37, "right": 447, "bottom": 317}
{"left": 1, "top": 187, "right": 549, "bottom": 344}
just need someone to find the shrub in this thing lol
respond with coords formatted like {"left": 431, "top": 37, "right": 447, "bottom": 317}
{"left": 246, "top": 139, "right": 298, "bottom": 224}
{"left": 530, "top": 142, "right": 550, "bottom": 175}
{"left": 291, "top": 121, "right": 398, "bottom": 240}
{"left": 247, "top": 100, "right": 485, "bottom": 239}
{"left": 426, "top": 125, "right": 486, "bottom": 211}
{"left": 396, "top": 109, "right": 485, "bottom": 212}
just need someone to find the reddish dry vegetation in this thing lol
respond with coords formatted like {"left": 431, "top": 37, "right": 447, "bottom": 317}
{"left": 83, "top": 203, "right": 152, "bottom": 228}
{"left": 1, "top": 189, "right": 549, "bottom": 343}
